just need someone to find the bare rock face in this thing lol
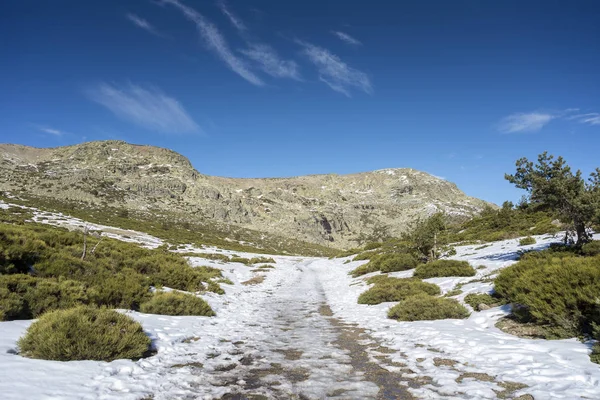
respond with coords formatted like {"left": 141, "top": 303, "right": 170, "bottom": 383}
{"left": 0, "top": 140, "right": 491, "bottom": 249}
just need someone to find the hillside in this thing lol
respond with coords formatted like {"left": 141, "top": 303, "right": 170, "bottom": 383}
{"left": 0, "top": 140, "right": 490, "bottom": 250}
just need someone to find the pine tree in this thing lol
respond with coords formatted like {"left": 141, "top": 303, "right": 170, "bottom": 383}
{"left": 505, "top": 152, "right": 600, "bottom": 245}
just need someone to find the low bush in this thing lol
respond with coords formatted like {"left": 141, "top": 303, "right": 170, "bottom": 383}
{"left": 352, "top": 252, "right": 374, "bottom": 262}
{"left": 230, "top": 256, "right": 251, "bottom": 265}
{"left": 363, "top": 242, "right": 382, "bottom": 251}
{"left": 350, "top": 253, "right": 418, "bottom": 277}
{"left": 379, "top": 254, "right": 418, "bottom": 273}
{"left": 581, "top": 241, "right": 600, "bottom": 257}
{"left": 248, "top": 256, "right": 276, "bottom": 264}
{"left": 140, "top": 291, "right": 215, "bottom": 316}
{"left": 494, "top": 253, "right": 600, "bottom": 338}
{"left": 18, "top": 307, "right": 151, "bottom": 361}
{"left": 464, "top": 293, "right": 502, "bottom": 310}
{"left": 0, "top": 274, "right": 88, "bottom": 320}
{"left": 388, "top": 294, "right": 470, "bottom": 321}
{"left": 358, "top": 277, "right": 440, "bottom": 305}
{"left": 413, "top": 260, "right": 476, "bottom": 279}
{"left": 519, "top": 236, "right": 537, "bottom": 246}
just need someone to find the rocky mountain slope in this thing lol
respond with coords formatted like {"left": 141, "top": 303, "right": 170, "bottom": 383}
{"left": 0, "top": 140, "right": 491, "bottom": 249}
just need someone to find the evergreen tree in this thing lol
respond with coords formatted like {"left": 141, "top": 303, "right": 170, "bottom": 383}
{"left": 505, "top": 152, "right": 600, "bottom": 245}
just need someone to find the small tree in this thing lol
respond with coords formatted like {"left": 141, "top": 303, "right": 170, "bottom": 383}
{"left": 505, "top": 152, "right": 600, "bottom": 246}
{"left": 404, "top": 212, "right": 447, "bottom": 261}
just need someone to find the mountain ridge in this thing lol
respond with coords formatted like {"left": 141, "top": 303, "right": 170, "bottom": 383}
{"left": 0, "top": 140, "right": 492, "bottom": 249}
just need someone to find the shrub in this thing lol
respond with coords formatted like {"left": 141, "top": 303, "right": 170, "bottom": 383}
{"left": 352, "top": 252, "right": 374, "bottom": 262}
{"left": 388, "top": 294, "right": 470, "bottom": 321}
{"left": 0, "top": 288, "right": 25, "bottom": 321}
{"left": 358, "top": 278, "right": 440, "bottom": 305}
{"left": 350, "top": 253, "right": 418, "bottom": 277}
{"left": 248, "top": 256, "right": 276, "bottom": 264}
{"left": 494, "top": 254, "right": 600, "bottom": 338}
{"left": 363, "top": 242, "right": 382, "bottom": 251}
{"left": 581, "top": 241, "right": 600, "bottom": 257}
{"left": 140, "top": 291, "right": 215, "bottom": 316}
{"left": 413, "top": 260, "right": 476, "bottom": 279}
{"left": 519, "top": 236, "right": 537, "bottom": 246}
{"left": 464, "top": 293, "right": 501, "bottom": 310}
{"left": 379, "top": 254, "right": 418, "bottom": 273}
{"left": 0, "top": 274, "right": 88, "bottom": 320}
{"left": 86, "top": 269, "right": 150, "bottom": 310}
{"left": 230, "top": 257, "right": 251, "bottom": 265}
{"left": 18, "top": 307, "right": 151, "bottom": 361}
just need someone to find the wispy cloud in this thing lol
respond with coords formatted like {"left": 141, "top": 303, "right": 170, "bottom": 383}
{"left": 38, "top": 126, "right": 67, "bottom": 136}
{"left": 217, "top": 0, "right": 246, "bottom": 33}
{"left": 161, "top": 0, "right": 263, "bottom": 86}
{"left": 497, "top": 112, "right": 556, "bottom": 133}
{"left": 240, "top": 44, "right": 301, "bottom": 80}
{"left": 126, "top": 13, "right": 161, "bottom": 36}
{"left": 215, "top": 1, "right": 300, "bottom": 81}
{"left": 331, "top": 31, "right": 362, "bottom": 46}
{"left": 568, "top": 113, "right": 600, "bottom": 126}
{"left": 86, "top": 83, "right": 200, "bottom": 133}
{"left": 296, "top": 40, "right": 372, "bottom": 96}
{"left": 498, "top": 108, "right": 599, "bottom": 133}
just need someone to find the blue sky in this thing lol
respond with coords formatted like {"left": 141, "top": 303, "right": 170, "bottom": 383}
{"left": 1, "top": 0, "right": 599, "bottom": 205}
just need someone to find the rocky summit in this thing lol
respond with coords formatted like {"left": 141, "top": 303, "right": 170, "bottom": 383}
{"left": 0, "top": 140, "right": 490, "bottom": 249}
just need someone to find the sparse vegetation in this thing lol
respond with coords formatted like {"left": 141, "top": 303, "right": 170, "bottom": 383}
{"left": 140, "top": 291, "right": 215, "bottom": 316}
{"left": 18, "top": 307, "right": 151, "bottom": 361}
{"left": 413, "top": 260, "right": 476, "bottom": 279}
{"left": 388, "top": 294, "right": 470, "bottom": 321}
{"left": 358, "top": 277, "right": 440, "bottom": 305}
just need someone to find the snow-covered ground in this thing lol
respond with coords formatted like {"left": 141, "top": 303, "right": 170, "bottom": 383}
{"left": 1, "top": 200, "right": 600, "bottom": 399}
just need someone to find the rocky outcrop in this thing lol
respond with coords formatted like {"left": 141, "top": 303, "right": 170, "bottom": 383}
{"left": 0, "top": 140, "right": 492, "bottom": 249}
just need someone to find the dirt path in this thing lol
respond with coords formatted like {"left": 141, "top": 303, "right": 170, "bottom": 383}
{"left": 190, "top": 259, "right": 418, "bottom": 399}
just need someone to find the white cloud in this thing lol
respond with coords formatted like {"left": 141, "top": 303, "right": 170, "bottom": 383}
{"left": 331, "top": 31, "right": 361, "bottom": 46}
{"left": 217, "top": 0, "right": 246, "bottom": 33}
{"left": 39, "top": 127, "right": 66, "bottom": 136}
{"left": 240, "top": 44, "right": 301, "bottom": 80}
{"left": 497, "top": 112, "right": 555, "bottom": 133}
{"left": 568, "top": 113, "right": 600, "bottom": 126}
{"left": 86, "top": 83, "right": 200, "bottom": 133}
{"left": 296, "top": 40, "right": 372, "bottom": 96}
{"left": 126, "top": 13, "right": 161, "bottom": 36}
{"left": 162, "top": 0, "right": 263, "bottom": 86}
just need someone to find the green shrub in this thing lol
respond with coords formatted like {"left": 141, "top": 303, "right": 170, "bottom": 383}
{"left": 140, "top": 291, "right": 215, "bottom": 316}
{"left": 358, "top": 277, "right": 440, "bottom": 305}
{"left": 363, "top": 242, "right": 382, "bottom": 251}
{"left": 519, "top": 236, "right": 537, "bottom": 246}
{"left": 379, "top": 254, "right": 418, "bottom": 273}
{"left": 230, "top": 257, "right": 251, "bottom": 265}
{"left": 494, "top": 254, "right": 600, "bottom": 338}
{"left": 464, "top": 293, "right": 501, "bottom": 310}
{"left": 86, "top": 269, "right": 150, "bottom": 310}
{"left": 352, "top": 252, "right": 374, "bottom": 262}
{"left": 18, "top": 307, "right": 151, "bottom": 361}
{"left": 581, "top": 241, "right": 600, "bottom": 257}
{"left": 388, "top": 294, "right": 470, "bottom": 321}
{"left": 0, "top": 288, "right": 25, "bottom": 321}
{"left": 248, "top": 256, "right": 276, "bottom": 264}
{"left": 413, "top": 260, "right": 476, "bottom": 279}
{"left": 0, "top": 274, "right": 88, "bottom": 320}
{"left": 350, "top": 253, "right": 418, "bottom": 277}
